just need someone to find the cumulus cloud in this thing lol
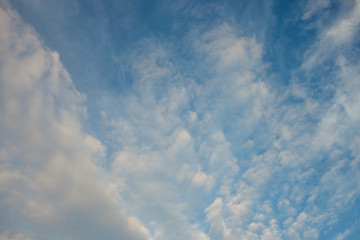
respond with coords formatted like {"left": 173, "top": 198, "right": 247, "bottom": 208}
{"left": 0, "top": 3, "right": 149, "bottom": 239}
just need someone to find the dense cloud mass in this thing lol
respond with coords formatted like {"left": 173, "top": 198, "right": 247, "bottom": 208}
{"left": 0, "top": 3, "right": 149, "bottom": 240}
{"left": 1, "top": 0, "right": 360, "bottom": 239}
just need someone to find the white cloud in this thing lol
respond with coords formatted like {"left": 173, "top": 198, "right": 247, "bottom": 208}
{"left": 0, "top": 232, "right": 31, "bottom": 240}
{"left": 335, "top": 56, "right": 360, "bottom": 122}
{"left": 205, "top": 198, "right": 229, "bottom": 239}
{"left": 260, "top": 219, "right": 281, "bottom": 240}
{"left": 333, "top": 228, "right": 351, "bottom": 240}
{"left": 203, "top": 8, "right": 360, "bottom": 239}
{"left": 102, "top": 16, "right": 360, "bottom": 240}
{"left": 0, "top": 3, "right": 150, "bottom": 239}
{"left": 302, "top": 0, "right": 331, "bottom": 20}
{"left": 302, "top": 0, "right": 360, "bottom": 69}
{"left": 108, "top": 74, "right": 210, "bottom": 238}
{"left": 191, "top": 171, "right": 215, "bottom": 191}
{"left": 324, "top": 0, "right": 360, "bottom": 45}
{"left": 268, "top": 2, "right": 360, "bottom": 239}
{"left": 99, "top": 21, "right": 274, "bottom": 240}
{"left": 198, "top": 23, "right": 262, "bottom": 71}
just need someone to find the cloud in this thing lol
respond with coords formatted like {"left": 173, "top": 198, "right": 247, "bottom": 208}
{"left": 302, "top": 0, "right": 331, "bottom": 20}
{"left": 302, "top": 0, "right": 360, "bottom": 69}
{"left": 103, "top": 11, "right": 360, "bottom": 238}
{"left": 196, "top": 23, "right": 263, "bottom": 71}
{"left": 205, "top": 198, "right": 229, "bottom": 239}
{"left": 2, "top": 0, "right": 360, "bottom": 239}
{"left": 333, "top": 228, "right": 351, "bottom": 240}
{"left": 102, "top": 45, "right": 204, "bottom": 239}
{"left": 0, "top": 233, "right": 31, "bottom": 240}
{"left": 0, "top": 3, "right": 149, "bottom": 239}
{"left": 101, "top": 21, "right": 271, "bottom": 239}
{"left": 324, "top": 0, "right": 360, "bottom": 45}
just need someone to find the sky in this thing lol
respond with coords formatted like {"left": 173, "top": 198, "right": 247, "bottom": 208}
{"left": 0, "top": 0, "right": 360, "bottom": 239}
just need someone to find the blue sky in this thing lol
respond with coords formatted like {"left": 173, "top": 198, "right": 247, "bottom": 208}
{"left": 1, "top": 0, "right": 360, "bottom": 239}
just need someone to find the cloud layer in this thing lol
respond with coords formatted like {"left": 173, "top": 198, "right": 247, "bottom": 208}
{"left": 1, "top": 0, "right": 360, "bottom": 239}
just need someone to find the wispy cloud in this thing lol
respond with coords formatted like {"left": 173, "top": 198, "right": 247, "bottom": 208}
{"left": 333, "top": 228, "right": 351, "bottom": 240}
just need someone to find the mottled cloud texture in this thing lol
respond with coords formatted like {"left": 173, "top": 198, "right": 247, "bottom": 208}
{"left": 1, "top": 0, "right": 360, "bottom": 239}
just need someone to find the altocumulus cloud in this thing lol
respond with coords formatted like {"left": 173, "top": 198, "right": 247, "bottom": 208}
{"left": 1, "top": 0, "right": 360, "bottom": 240}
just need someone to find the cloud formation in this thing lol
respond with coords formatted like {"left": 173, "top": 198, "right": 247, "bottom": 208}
{"left": 1, "top": 0, "right": 360, "bottom": 239}
{"left": 0, "top": 3, "right": 149, "bottom": 239}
